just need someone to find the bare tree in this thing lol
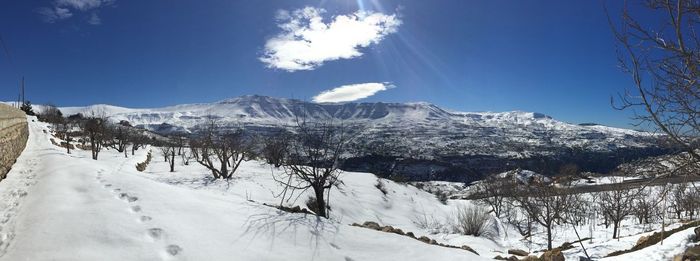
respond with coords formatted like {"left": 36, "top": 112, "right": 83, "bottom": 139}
{"left": 262, "top": 129, "right": 290, "bottom": 168}
{"left": 112, "top": 124, "right": 131, "bottom": 158}
{"left": 57, "top": 118, "right": 73, "bottom": 154}
{"left": 39, "top": 104, "right": 63, "bottom": 126}
{"left": 598, "top": 181, "right": 637, "bottom": 239}
{"left": 275, "top": 118, "right": 355, "bottom": 218}
{"left": 82, "top": 111, "right": 108, "bottom": 160}
{"left": 476, "top": 177, "right": 514, "bottom": 218}
{"left": 610, "top": 0, "right": 700, "bottom": 163}
{"left": 190, "top": 120, "right": 253, "bottom": 179}
{"left": 177, "top": 145, "right": 193, "bottom": 166}
{"left": 632, "top": 187, "right": 660, "bottom": 225}
{"left": 130, "top": 130, "right": 148, "bottom": 156}
{"left": 514, "top": 186, "right": 569, "bottom": 250}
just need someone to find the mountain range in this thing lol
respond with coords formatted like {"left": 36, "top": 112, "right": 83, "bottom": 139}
{"left": 57, "top": 95, "right": 665, "bottom": 181}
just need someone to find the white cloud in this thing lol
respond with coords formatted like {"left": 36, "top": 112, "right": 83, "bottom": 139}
{"left": 260, "top": 7, "right": 401, "bottom": 72}
{"left": 313, "top": 82, "right": 394, "bottom": 103}
{"left": 87, "top": 12, "right": 101, "bottom": 25}
{"left": 38, "top": 0, "right": 114, "bottom": 24}
{"left": 55, "top": 0, "right": 103, "bottom": 11}
{"left": 37, "top": 6, "right": 73, "bottom": 23}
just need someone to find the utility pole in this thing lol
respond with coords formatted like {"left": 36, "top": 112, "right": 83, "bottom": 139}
{"left": 21, "top": 76, "right": 25, "bottom": 104}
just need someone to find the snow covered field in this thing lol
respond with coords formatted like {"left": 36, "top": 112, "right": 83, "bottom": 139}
{"left": 0, "top": 116, "right": 694, "bottom": 260}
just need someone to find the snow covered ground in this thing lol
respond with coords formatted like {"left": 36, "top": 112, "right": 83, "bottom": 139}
{"left": 0, "top": 116, "right": 694, "bottom": 260}
{"left": 0, "top": 117, "right": 489, "bottom": 260}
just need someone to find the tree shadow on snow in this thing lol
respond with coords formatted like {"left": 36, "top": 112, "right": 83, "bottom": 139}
{"left": 240, "top": 207, "right": 341, "bottom": 259}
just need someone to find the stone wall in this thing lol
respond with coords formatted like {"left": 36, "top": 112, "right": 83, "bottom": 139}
{"left": 0, "top": 104, "right": 28, "bottom": 180}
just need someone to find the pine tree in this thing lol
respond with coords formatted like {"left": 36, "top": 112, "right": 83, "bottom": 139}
{"left": 20, "top": 101, "right": 35, "bottom": 116}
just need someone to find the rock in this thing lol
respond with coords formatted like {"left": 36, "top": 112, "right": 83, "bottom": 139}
{"left": 392, "top": 228, "right": 404, "bottom": 235}
{"left": 406, "top": 232, "right": 415, "bottom": 238}
{"left": 429, "top": 239, "right": 437, "bottom": 245}
{"left": 493, "top": 255, "right": 507, "bottom": 260}
{"left": 417, "top": 236, "right": 431, "bottom": 244}
{"left": 540, "top": 249, "right": 564, "bottom": 261}
{"left": 351, "top": 223, "right": 360, "bottom": 227}
{"left": 636, "top": 235, "right": 650, "bottom": 247}
{"left": 508, "top": 249, "right": 529, "bottom": 256}
{"left": 363, "top": 221, "right": 381, "bottom": 230}
{"left": 460, "top": 245, "right": 478, "bottom": 255}
{"left": 381, "top": 226, "right": 394, "bottom": 233}
{"left": 694, "top": 227, "right": 700, "bottom": 242}
{"left": 682, "top": 245, "right": 700, "bottom": 260}
{"left": 521, "top": 256, "right": 540, "bottom": 261}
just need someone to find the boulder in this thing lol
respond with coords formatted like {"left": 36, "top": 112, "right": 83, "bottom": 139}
{"left": 520, "top": 256, "right": 540, "bottom": 261}
{"left": 636, "top": 235, "right": 650, "bottom": 247}
{"left": 540, "top": 249, "right": 564, "bottom": 261}
{"left": 508, "top": 249, "right": 529, "bottom": 256}
{"left": 681, "top": 245, "right": 700, "bottom": 260}
{"left": 362, "top": 221, "right": 381, "bottom": 230}
{"left": 406, "top": 232, "right": 415, "bottom": 238}
{"left": 417, "top": 236, "right": 431, "bottom": 244}
{"left": 381, "top": 226, "right": 394, "bottom": 233}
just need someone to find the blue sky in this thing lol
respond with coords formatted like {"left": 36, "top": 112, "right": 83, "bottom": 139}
{"left": 0, "top": 0, "right": 645, "bottom": 128}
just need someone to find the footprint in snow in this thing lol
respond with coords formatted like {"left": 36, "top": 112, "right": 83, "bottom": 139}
{"left": 147, "top": 228, "right": 163, "bottom": 240}
{"left": 118, "top": 193, "right": 138, "bottom": 202}
{"left": 140, "top": 216, "right": 152, "bottom": 222}
{"left": 104, "top": 184, "right": 112, "bottom": 188}
{"left": 166, "top": 245, "right": 182, "bottom": 256}
{"left": 130, "top": 206, "right": 141, "bottom": 212}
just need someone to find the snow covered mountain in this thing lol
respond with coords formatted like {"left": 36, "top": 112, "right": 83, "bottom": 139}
{"left": 58, "top": 95, "right": 664, "bottom": 179}
{"left": 60, "top": 95, "right": 654, "bottom": 152}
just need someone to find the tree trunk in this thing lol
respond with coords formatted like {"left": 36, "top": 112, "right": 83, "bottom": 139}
{"left": 613, "top": 221, "right": 619, "bottom": 239}
{"left": 313, "top": 186, "right": 327, "bottom": 218}
{"left": 169, "top": 150, "right": 175, "bottom": 172}
{"left": 546, "top": 225, "right": 552, "bottom": 250}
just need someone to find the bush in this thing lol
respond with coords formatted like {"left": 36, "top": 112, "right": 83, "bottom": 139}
{"left": 453, "top": 205, "right": 497, "bottom": 238}
{"left": 412, "top": 212, "right": 449, "bottom": 234}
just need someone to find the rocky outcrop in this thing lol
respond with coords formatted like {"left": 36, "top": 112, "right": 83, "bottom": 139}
{"left": 351, "top": 221, "right": 479, "bottom": 255}
{"left": 0, "top": 104, "right": 28, "bottom": 180}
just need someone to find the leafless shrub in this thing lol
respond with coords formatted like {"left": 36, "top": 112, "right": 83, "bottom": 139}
{"left": 453, "top": 205, "right": 497, "bottom": 239}
{"left": 412, "top": 212, "right": 448, "bottom": 234}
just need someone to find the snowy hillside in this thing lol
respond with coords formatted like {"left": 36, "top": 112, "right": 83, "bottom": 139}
{"left": 0, "top": 116, "right": 491, "bottom": 260}
{"left": 57, "top": 95, "right": 657, "bottom": 159}
{"left": 0, "top": 115, "right": 694, "bottom": 260}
